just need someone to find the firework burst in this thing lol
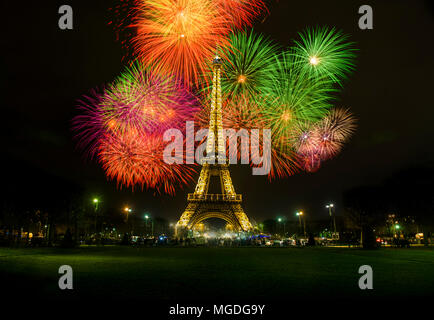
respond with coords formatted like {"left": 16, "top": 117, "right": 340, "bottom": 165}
{"left": 292, "top": 26, "right": 356, "bottom": 84}
{"left": 314, "top": 107, "right": 357, "bottom": 159}
{"left": 72, "top": 63, "right": 200, "bottom": 194}
{"left": 295, "top": 108, "right": 357, "bottom": 171}
{"left": 261, "top": 52, "right": 335, "bottom": 154}
{"left": 212, "top": 31, "right": 280, "bottom": 102}
{"left": 132, "top": 0, "right": 231, "bottom": 87}
{"left": 101, "top": 62, "right": 199, "bottom": 135}
{"left": 108, "top": 0, "right": 137, "bottom": 62}
{"left": 99, "top": 130, "right": 196, "bottom": 195}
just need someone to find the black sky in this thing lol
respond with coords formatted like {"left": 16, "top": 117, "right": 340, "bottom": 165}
{"left": 2, "top": 0, "right": 434, "bottom": 224}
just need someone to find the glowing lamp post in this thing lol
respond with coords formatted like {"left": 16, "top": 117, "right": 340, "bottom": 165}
{"left": 296, "top": 211, "right": 306, "bottom": 237}
{"left": 277, "top": 217, "right": 285, "bottom": 236}
{"left": 145, "top": 214, "right": 154, "bottom": 237}
{"left": 124, "top": 207, "right": 132, "bottom": 222}
{"left": 124, "top": 207, "right": 133, "bottom": 235}
{"left": 92, "top": 198, "right": 99, "bottom": 234}
{"left": 326, "top": 203, "right": 337, "bottom": 234}
{"left": 395, "top": 224, "right": 401, "bottom": 238}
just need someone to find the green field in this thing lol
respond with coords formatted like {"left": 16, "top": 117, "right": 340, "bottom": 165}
{"left": 0, "top": 246, "right": 433, "bottom": 302}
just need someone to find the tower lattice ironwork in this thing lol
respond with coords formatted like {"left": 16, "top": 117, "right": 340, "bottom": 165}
{"left": 175, "top": 56, "right": 253, "bottom": 236}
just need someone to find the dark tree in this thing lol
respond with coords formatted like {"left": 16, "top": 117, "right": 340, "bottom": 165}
{"left": 343, "top": 185, "right": 386, "bottom": 247}
{"left": 307, "top": 233, "right": 316, "bottom": 246}
{"left": 61, "top": 228, "right": 76, "bottom": 248}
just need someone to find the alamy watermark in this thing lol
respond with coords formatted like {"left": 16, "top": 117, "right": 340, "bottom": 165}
{"left": 358, "top": 265, "right": 373, "bottom": 290}
{"left": 163, "top": 121, "right": 271, "bottom": 176}
{"left": 58, "top": 265, "right": 73, "bottom": 290}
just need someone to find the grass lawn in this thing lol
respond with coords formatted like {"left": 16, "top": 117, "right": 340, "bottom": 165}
{"left": 0, "top": 246, "right": 433, "bottom": 302}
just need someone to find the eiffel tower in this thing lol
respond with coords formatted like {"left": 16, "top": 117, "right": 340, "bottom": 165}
{"left": 175, "top": 55, "right": 253, "bottom": 236}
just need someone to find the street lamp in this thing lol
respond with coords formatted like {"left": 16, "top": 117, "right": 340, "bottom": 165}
{"left": 124, "top": 207, "right": 132, "bottom": 222}
{"left": 296, "top": 211, "right": 306, "bottom": 237}
{"left": 395, "top": 221, "right": 401, "bottom": 239}
{"left": 92, "top": 198, "right": 99, "bottom": 234}
{"left": 326, "top": 203, "right": 337, "bottom": 234}
{"left": 277, "top": 217, "right": 285, "bottom": 236}
{"left": 124, "top": 207, "right": 133, "bottom": 224}
{"left": 395, "top": 224, "right": 400, "bottom": 237}
{"left": 124, "top": 207, "right": 133, "bottom": 235}
{"left": 144, "top": 214, "right": 154, "bottom": 237}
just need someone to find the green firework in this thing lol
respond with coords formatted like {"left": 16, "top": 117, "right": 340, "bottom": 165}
{"left": 292, "top": 26, "right": 356, "bottom": 85}
{"left": 216, "top": 31, "right": 280, "bottom": 101}
{"left": 260, "top": 51, "right": 336, "bottom": 153}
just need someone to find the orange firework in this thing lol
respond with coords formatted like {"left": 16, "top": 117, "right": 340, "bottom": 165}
{"left": 132, "top": 0, "right": 231, "bottom": 87}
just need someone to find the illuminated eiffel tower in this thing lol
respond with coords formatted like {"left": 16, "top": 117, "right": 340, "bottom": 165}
{"left": 175, "top": 56, "right": 253, "bottom": 236}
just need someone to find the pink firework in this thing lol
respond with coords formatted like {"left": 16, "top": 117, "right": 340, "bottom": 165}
{"left": 101, "top": 63, "right": 200, "bottom": 136}
{"left": 315, "top": 108, "right": 357, "bottom": 159}
{"left": 72, "top": 90, "right": 106, "bottom": 160}
{"left": 295, "top": 108, "right": 356, "bottom": 172}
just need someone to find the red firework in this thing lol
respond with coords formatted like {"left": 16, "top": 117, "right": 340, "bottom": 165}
{"left": 108, "top": 0, "right": 137, "bottom": 62}
{"left": 98, "top": 130, "right": 197, "bottom": 195}
{"left": 216, "top": 0, "right": 268, "bottom": 29}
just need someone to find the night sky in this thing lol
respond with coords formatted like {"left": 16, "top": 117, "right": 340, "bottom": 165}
{"left": 2, "top": 0, "right": 433, "bottom": 224}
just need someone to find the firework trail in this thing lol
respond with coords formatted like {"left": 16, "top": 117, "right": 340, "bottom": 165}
{"left": 215, "top": 0, "right": 268, "bottom": 29}
{"left": 292, "top": 26, "right": 356, "bottom": 85}
{"left": 108, "top": 0, "right": 137, "bottom": 62}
